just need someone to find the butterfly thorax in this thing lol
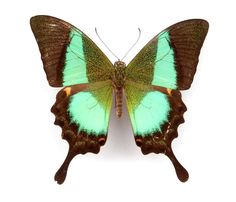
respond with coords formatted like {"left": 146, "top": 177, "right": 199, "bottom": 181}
{"left": 113, "top": 61, "right": 126, "bottom": 118}
{"left": 113, "top": 61, "right": 126, "bottom": 87}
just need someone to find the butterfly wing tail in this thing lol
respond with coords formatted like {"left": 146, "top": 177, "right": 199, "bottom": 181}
{"left": 165, "top": 145, "right": 189, "bottom": 182}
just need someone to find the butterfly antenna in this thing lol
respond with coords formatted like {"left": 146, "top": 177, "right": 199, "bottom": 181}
{"left": 95, "top": 27, "right": 120, "bottom": 61}
{"left": 121, "top": 28, "right": 141, "bottom": 61}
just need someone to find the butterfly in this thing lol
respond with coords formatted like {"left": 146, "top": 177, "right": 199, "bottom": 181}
{"left": 30, "top": 15, "right": 208, "bottom": 184}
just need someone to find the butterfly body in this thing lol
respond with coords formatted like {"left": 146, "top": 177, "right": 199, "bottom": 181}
{"left": 113, "top": 61, "right": 126, "bottom": 117}
{"left": 30, "top": 16, "right": 208, "bottom": 184}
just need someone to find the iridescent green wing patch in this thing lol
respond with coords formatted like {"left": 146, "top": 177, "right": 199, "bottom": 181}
{"left": 152, "top": 31, "right": 177, "bottom": 89}
{"left": 125, "top": 81, "right": 189, "bottom": 182}
{"left": 68, "top": 84, "right": 112, "bottom": 135}
{"left": 51, "top": 81, "right": 112, "bottom": 184}
{"left": 63, "top": 29, "right": 88, "bottom": 85}
{"left": 30, "top": 15, "right": 113, "bottom": 87}
{"left": 125, "top": 82, "right": 171, "bottom": 136}
{"left": 125, "top": 19, "right": 209, "bottom": 90}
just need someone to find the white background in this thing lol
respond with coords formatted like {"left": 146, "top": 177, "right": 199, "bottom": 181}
{"left": 0, "top": 0, "right": 236, "bottom": 201}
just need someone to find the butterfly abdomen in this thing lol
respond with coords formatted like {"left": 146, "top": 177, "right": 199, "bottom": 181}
{"left": 115, "top": 87, "right": 123, "bottom": 117}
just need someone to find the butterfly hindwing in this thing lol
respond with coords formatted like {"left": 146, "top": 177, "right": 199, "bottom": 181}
{"left": 125, "top": 19, "right": 209, "bottom": 90}
{"left": 30, "top": 15, "right": 113, "bottom": 87}
{"left": 51, "top": 81, "right": 113, "bottom": 184}
{"left": 125, "top": 81, "right": 188, "bottom": 181}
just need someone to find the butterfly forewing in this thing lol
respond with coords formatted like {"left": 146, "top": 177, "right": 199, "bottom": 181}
{"left": 125, "top": 19, "right": 209, "bottom": 90}
{"left": 30, "top": 15, "right": 113, "bottom": 87}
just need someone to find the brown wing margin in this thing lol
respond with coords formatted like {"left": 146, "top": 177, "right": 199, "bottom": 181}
{"left": 51, "top": 84, "right": 107, "bottom": 184}
{"left": 134, "top": 88, "right": 189, "bottom": 182}
{"left": 167, "top": 19, "right": 209, "bottom": 90}
{"left": 30, "top": 15, "right": 73, "bottom": 87}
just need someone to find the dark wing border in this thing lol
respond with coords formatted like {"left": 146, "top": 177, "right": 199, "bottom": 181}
{"left": 167, "top": 19, "right": 209, "bottom": 89}
{"left": 30, "top": 15, "right": 74, "bottom": 86}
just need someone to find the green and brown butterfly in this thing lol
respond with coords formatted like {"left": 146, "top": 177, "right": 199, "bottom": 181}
{"left": 30, "top": 15, "right": 209, "bottom": 184}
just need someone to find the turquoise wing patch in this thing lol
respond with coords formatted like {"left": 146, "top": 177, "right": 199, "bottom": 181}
{"left": 131, "top": 91, "right": 170, "bottom": 136}
{"left": 125, "top": 82, "right": 171, "bottom": 137}
{"left": 68, "top": 85, "right": 113, "bottom": 136}
{"left": 152, "top": 31, "right": 177, "bottom": 89}
{"left": 63, "top": 29, "right": 88, "bottom": 86}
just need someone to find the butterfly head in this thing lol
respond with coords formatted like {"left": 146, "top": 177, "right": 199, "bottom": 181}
{"left": 113, "top": 61, "right": 126, "bottom": 87}
{"left": 114, "top": 61, "right": 126, "bottom": 69}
